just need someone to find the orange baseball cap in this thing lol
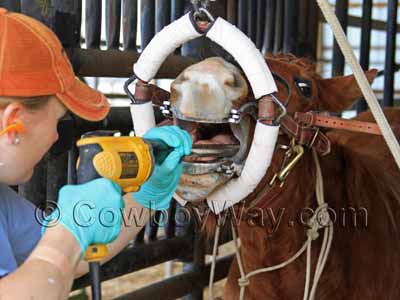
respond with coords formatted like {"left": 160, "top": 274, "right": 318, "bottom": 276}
{"left": 0, "top": 8, "right": 109, "bottom": 121}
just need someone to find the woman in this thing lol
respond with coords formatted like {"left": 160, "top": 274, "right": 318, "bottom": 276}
{"left": 0, "top": 8, "right": 191, "bottom": 299}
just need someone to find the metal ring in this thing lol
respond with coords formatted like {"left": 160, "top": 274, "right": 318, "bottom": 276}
{"left": 193, "top": 7, "right": 215, "bottom": 23}
{"left": 270, "top": 94, "right": 288, "bottom": 124}
{"left": 123, "top": 75, "right": 138, "bottom": 104}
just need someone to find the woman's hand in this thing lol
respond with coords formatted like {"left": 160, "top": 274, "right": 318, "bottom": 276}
{"left": 1, "top": 178, "right": 124, "bottom": 300}
{"left": 42, "top": 178, "right": 125, "bottom": 256}
{"left": 132, "top": 126, "right": 192, "bottom": 210}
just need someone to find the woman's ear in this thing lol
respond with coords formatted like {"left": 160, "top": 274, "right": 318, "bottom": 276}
{"left": 1, "top": 103, "right": 24, "bottom": 144}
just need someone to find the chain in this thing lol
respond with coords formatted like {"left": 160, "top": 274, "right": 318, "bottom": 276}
{"left": 191, "top": 0, "right": 215, "bottom": 10}
{"left": 191, "top": 0, "right": 216, "bottom": 22}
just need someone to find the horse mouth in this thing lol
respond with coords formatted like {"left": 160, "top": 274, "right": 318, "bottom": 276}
{"left": 174, "top": 116, "right": 254, "bottom": 202}
{"left": 175, "top": 117, "right": 252, "bottom": 172}
{"left": 178, "top": 119, "right": 239, "bottom": 161}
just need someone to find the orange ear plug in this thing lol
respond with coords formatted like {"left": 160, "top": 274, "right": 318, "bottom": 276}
{"left": 0, "top": 122, "right": 25, "bottom": 136}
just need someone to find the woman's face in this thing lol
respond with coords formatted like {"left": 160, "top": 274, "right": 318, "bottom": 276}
{"left": 0, "top": 98, "right": 67, "bottom": 185}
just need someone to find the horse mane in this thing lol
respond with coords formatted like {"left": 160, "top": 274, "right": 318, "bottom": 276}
{"left": 265, "top": 53, "right": 319, "bottom": 77}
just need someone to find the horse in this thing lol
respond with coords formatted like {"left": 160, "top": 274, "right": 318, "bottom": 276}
{"left": 219, "top": 55, "right": 400, "bottom": 300}
{"left": 153, "top": 54, "right": 400, "bottom": 299}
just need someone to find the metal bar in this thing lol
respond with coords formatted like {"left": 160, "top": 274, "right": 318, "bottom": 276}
{"left": 67, "top": 48, "right": 198, "bottom": 78}
{"left": 114, "top": 255, "right": 234, "bottom": 300}
{"left": 171, "top": 0, "right": 185, "bottom": 22}
{"left": 226, "top": 0, "right": 237, "bottom": 25}
{"left": 181, "top": 1, "right": 216, "bottom": 58}
{"left": 323, "top": 15, "right": 400, "bottom": 33}
{"left": 106, "top": 0, "right": 122, "bottom": 49}
{"left": 89, "top": 263, "right": 102, "bottom": 300}
{"left": 305, "top": 0, "right": 319, "bottom": 60}
{"left": 237, "top": 0, "right": 247, "bottom": 33}
{"left": 247, "top": 0, "right": 257, "bottom": 43}
{"left": 283, "top": 0, "right": 298, "bottom": 54}
{"left": 383, "top": 0, "right": 398, "bottom": 107}
{"left": 255, "top": 0, "right": 266, "bottom": 49}
{"left": 106, "top": 106, "right": 135, "bottom": 134}
{"left": 183, "top": 227, "right": 205, "bottom": 300}
{"left": 85, "top": 0, "right": 102, "bottom": 49}
{"left": 140, "top": 0, "right": 155, "bottom": 49}
{"left": 273, "top": 0, "right": 284, "bottom": 53}
{"left": 296, "top": 0, "right": 309, "bottom": 57}
{"left": 170, "top": 0, "right": 185, "bottom": 55}
{"left": 73, "top": 235, "right": 194, "bottom": 290}
{"left": 134, "top": 227, "right": 146, "bottom": 244}
{"left": 357, "top": 0, "right": 373, "bottom": 113}
{"left": 165, "top": 201, "right": 177, "bottom": 239}
{"left": 52, "top": 0, "right": 82, "bottom": 48}
{"left": 262, "top": 0, "right": 276, "bottom": 54}
{"left": 331, "top": 0, "right": 349, "bottom": 76}
{"left": 146, "top": 211, "right": 161, "bottom": 241}
{"left": 209, "top": 0, "right": 226, "bottom": 19}
{"left": 122, "top": 0, "right": 138, "bottom": 50}
{"left": 20, "top": 0, "right": 52, "bottom": 25}
{"left": 2, "top": 0, "right": 21, "bottom": 12}
{"left": 155, "top": 0, "right": 170, "bottom": 33}
{"left": 69, "top": 106, "right": 164, "bottom": 138}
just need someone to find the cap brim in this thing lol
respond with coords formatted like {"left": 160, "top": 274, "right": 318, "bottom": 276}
{"left": 56, "top": 78, "right": 109, "bottom": 121}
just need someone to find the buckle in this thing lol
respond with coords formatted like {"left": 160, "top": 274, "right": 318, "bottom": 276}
{"left": 295, "top": 111, "right": 316, "bottom": 127}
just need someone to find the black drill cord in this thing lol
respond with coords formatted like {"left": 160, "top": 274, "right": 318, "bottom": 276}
{"left": 89, "top": 262, "right": 102, "bottom": 300}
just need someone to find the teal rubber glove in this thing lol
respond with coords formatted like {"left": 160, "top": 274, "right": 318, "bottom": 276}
{"left": 41, "top": 178, "right": 124, "bottom": 256}
{"left": 133, "top": 126, "right": 192, "bottom": 210}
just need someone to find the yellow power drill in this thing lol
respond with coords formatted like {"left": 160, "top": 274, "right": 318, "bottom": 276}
{"left": 76, "top": 130, "right": 173, "bottom": 300}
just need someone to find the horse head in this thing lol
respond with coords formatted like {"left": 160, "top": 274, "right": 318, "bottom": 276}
{"left": 170, "top": 54, "right": 377, "bottom": 205}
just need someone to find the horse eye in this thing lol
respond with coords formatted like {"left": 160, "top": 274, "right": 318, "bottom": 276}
{"left": 295, "top": 79, "right": 312, "bottom": 98}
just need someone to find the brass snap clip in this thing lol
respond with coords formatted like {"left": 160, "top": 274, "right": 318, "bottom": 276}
{"left": 269, "top": 143, "right": 304, "bottom": 187}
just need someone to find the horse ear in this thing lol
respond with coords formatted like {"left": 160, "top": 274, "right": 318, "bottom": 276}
{"left": 316, "top": 69, "right": 378, "bottom": 112}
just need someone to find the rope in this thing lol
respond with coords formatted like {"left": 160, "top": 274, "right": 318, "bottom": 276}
{"left": 316, "top": 0, "right": 400, "bottom": 171}
{"left": 216, "top": 151, "right": 334, "bottom": 300}
{"left": 208, "top": 216, "right": 222, "bottom": 300}
{"left": 309, "top": 150, "right": 334, "bottom": 299}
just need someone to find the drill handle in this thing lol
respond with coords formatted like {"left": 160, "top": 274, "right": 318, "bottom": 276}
{"left": 146, "top": 139, "right": 174, "bottom": 165}
{"left": 76, "top": 144, "right": 103, "bottom": 184}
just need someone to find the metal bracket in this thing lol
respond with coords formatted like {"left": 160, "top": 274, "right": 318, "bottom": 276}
{"left": 270, "top": 94, "right": 288, "bottom": 125}
{"left": 217, "top": 162, "right": 235, "bottom": 175}
{"left": 160, "top": 100, "right": 172, "bottom": 116}
{"left": 228, "top": 102, "right": 258, "bottom": 124}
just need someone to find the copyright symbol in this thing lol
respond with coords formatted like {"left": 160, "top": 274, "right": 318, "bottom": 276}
{"left": 35, "top": 200, "right": 61, "bottom": 228}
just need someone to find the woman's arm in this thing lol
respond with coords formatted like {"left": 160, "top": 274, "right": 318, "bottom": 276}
{"left": 74, "top": 126, "right": 192, "bottom": 278}
{"left": 0, "top": 178, "right": 124, "bottom": 299}
{"left": 0, "top": 225, "right": 81, "bottom": 300}
{"left": 74, "top": 194, "right": 153, "bottom": 278}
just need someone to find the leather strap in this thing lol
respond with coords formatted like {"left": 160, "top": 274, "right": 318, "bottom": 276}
{"left": 295, "top": 112, "right": 383, "bottom": 135}
{"left": 249, "top": 111, "right": 387, "bottom": 212}
{"left": 281, "top": 115, "right": 331, "bottom": 156}
{"left": 258, "top": 95, "right": 276, "bottom": 125}
{"left": 248, "top": 184, "right": 283, "bottom": 211}
{"left": 134, "top": 81, "right": 170, "bottom": 105}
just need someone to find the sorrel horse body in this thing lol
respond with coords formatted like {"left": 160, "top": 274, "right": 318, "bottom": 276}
{"left": 219, "top": 56, "right": 400, "bottom": 299}
{"left": 159, "top": 54, "right": 400, "bottom": 299}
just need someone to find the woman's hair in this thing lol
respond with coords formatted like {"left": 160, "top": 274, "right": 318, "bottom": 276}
{"left": 0, "top": 95, "right": 52, "bottom": 111}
